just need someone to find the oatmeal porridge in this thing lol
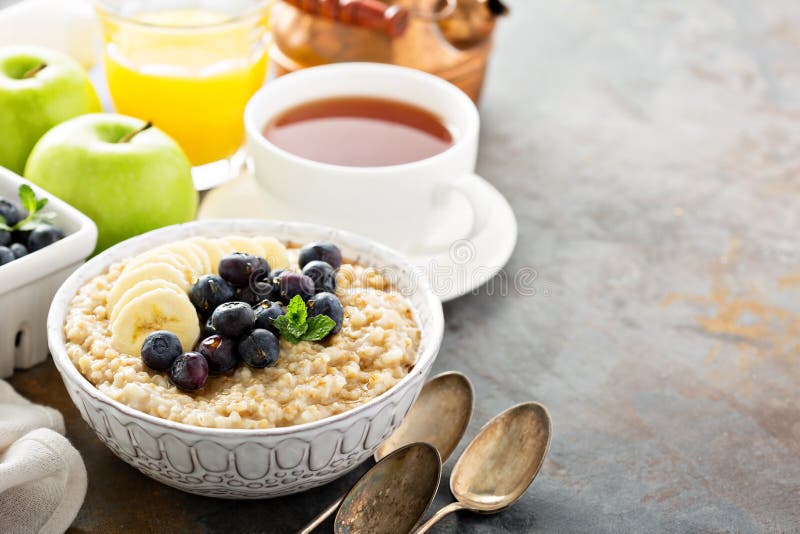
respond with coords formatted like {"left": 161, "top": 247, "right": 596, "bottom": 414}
{"left": 63, "top": 236, "right": 420, "bottom": 429}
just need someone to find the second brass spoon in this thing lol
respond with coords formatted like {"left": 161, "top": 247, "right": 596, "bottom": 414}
{"left": 413, "top": 401, "right": 552, "bottom": 533}
{"left": 297, "top": 371, "right": 474, "bottom": 533}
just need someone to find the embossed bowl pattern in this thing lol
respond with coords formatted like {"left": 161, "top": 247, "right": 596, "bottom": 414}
{"left": 48, "top": 220, "right": 444, "bottom": 499}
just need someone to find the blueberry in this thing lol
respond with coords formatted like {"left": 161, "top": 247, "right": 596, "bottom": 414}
{"left": 0, "top": 246, "right": 14, "bottom": 266}
{"left": 198, "top": 335, "right": 238, "bottom": 375}
{"left": 0, "top": 197, "right": 22, "bottom": 227}
{"left": 189, "top": 275, "right": 235, "bottom": 315}
{"left": 253, "top": 300, "right": 285, "bottom": 335}
{"left": 169, "top": 352, "right": 209, "bottom": 391}
{"left": 27, "top": 224, "right": 64, "bottom": 252}
{"left": 12, "top": 229, "right": 31, "bottom": 246}
{"left": 277, "top": 271, "right": 315, "bottom": 302}
{"left": 210, "top": 301, "right": 255, "bottom": 337}
{"left": 238, "top": 329, "right": 279, "bottom": 368}
{"left": 234, "top": 284, "right": 271, "bottom": 306}
{"left": 200, "top": 316, "right": 218, "bottom": 339}
{"left": 307, "top": 292, "right": 344, "bottom": 336}
{"left": 265, "top": 269, "right": 284, "bottom": 301}
{"left": 10, "top": 243, "right": 27, "bottom": 258}
{"left": 218, "top": 252, "right": 270, "bottom": 287}
{"left": 0, "top": 230, "right": 10, "bottom": 247}
{"left": 298, "top": 242, "right": 342, "bottom": 270}
{"left": 141, "top": 330, "right": 183, "bottom": 371}
{"left": 302, "top": 260, "right": 336, "bottom": 293}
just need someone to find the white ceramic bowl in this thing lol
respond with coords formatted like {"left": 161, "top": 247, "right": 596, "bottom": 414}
{"left": 0, "top": 166, "right": 97, "bottom": 378}
{"left": 47, "top": 220, "right": 443, "bottom": 499}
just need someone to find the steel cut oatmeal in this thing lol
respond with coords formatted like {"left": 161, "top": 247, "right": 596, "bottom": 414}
{"left": 63, "top": 237, "right": 420, "bottom": 429}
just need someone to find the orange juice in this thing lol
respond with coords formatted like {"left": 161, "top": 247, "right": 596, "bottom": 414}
{"left": 100, "top": 8, "right": 269, "bottom": 165}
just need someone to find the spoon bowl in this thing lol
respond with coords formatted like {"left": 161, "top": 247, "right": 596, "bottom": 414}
{"left": 413, "top": 401, "right": 552, "bottom": 533}
{"left": 451, "top": 401, "right": 551, "bottom": 512}
{"left": 334, "top": 442, "right": 442, "bottom": 534}
{"left": 375, "top": 371, "right": 474, "bottom": 462}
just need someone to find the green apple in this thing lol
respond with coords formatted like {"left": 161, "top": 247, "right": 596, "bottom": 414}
{"left": 24, "top": 113, "right": 197, "bottom": 253}
{"left": 0, "top": 45, "right": 100, "bottom": 174}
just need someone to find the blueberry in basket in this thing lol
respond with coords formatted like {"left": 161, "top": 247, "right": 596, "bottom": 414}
{"left": 0, "top": 247, "right": 14, "bottom": 266}
{"left": 0, "top": 185, "right": 64, "bottom": 266}
{"left": 0, "top": 197, "right": 23, "bottom": 227}
{"left": 10, "top": 243, "right": 27, "bottom": 258}
{"left": 27, "top": 224, "right": 65, "bottom": 252}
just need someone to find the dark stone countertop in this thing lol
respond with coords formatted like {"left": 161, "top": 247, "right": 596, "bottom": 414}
{"left": 10, "top": 0, "right": 800, "bottom": 532}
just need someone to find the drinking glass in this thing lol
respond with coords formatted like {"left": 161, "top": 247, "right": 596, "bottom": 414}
{"left": 95, "top": 0, "right": 272, "bottom": 190}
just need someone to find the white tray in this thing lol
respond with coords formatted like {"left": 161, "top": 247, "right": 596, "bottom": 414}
{"left": 0, "top": 166, "right": 97, "bottom": 378}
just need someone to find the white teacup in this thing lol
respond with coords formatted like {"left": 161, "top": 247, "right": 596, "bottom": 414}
{"left": 244, "top": 63, "right": 489, "bottom": 253}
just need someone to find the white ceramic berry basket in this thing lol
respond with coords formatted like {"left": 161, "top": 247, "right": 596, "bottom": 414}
{"left": 47, "top": 219, "right": 444, "bottom": 499}
{"left": 0, "top": 166, "right": 97, "bottom": 378}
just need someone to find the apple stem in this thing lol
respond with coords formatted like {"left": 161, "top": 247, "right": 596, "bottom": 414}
{"left": 22, "top": 63, "right": 47, "bottom": 79}
{"left": 119, "top": 121, "right": 153, "bottom": 143}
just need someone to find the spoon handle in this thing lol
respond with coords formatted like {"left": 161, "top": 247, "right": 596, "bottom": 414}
{"left": 412, "top": 502, "right": 466, "bottom": 534}
{"left": 297, "top": 495, "right": 345, "bottom": 534}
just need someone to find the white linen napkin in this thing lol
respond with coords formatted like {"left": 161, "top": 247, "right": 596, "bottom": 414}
{"left": 0, "top": 380, "right": 86, "bottom": 534}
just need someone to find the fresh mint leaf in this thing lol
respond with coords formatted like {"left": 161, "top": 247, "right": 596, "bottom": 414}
{"left": 16, "top": 219, "right": 40, "bottom": 231}
{"left": 273, "top": 315, "right": 301, "bottom": 343}
{"left": 302, "top": 315, "right": 336, "bottom": 341}
{"left": 274, "top": 297, "right": 309, "bottom": 340}
{"left": 285, "top": 320, "right": 306, "bottom": 339}
{"left": 11, "top": 184, "right": 54, "bottom": 232}
{"left": 18, "top": 184, "right": 36, "bottom": 214}
{"left": 273, "top": 295, "right": 336, "bottom": 343}
{"left": 285, "top": 295, "right": 307, "bottom": 326}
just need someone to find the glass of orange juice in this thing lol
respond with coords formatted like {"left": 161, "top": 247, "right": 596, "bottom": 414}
{"left": 95, "top": 0, "right": 271, "bottom": 189}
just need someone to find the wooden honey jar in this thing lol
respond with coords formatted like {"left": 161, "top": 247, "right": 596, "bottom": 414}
{"left": 269, "top": 0, "right": 508, "bottom": 102}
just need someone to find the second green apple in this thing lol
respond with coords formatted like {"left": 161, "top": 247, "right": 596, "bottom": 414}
{"left": 25, "top": 113, "right": 197, "bottom": 253}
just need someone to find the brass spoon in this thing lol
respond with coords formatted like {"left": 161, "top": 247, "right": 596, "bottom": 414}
{"left": 413, "top": 401, "right": 552, "bottom": 533}
{"left": 334, "top": 442, "right": 442, "bottom": 534}
{"left": 297, "top": 372, "right": 474, "bottom": 534}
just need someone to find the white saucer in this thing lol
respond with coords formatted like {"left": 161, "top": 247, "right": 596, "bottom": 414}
{"left": 198, "top": 172, "right": 517, "bottom": 302}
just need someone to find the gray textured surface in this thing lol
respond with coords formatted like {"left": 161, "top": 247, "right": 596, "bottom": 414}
{"left": 9, "top": 0, "right": 800, "bottom": 532}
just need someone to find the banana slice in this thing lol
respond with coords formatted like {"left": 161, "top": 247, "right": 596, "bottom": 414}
{"left": 124, "top": 249, "right": 196, "bottom": 283}
{"left": 254, "top": 236, "right": 290, "bottom": 270}
{"left": 111, "top": 288, "right": 199, "bottom": 356}
{"left": 109, "top": 278, "right": 186, "bottom": 325}
{"left": 107, "top": 262, "right": 190, "bottom": 311}
{"left": 201, "top": 239, "right": 229, "bottom": 274}
{"left": 219, "top": 236, "right": 263, "bottom": 257}
{"left": 163, "top": 241, "right": 211, "bottom": 277}
{"left": 186, "top": 237, "right": 222, "bottom": 273}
